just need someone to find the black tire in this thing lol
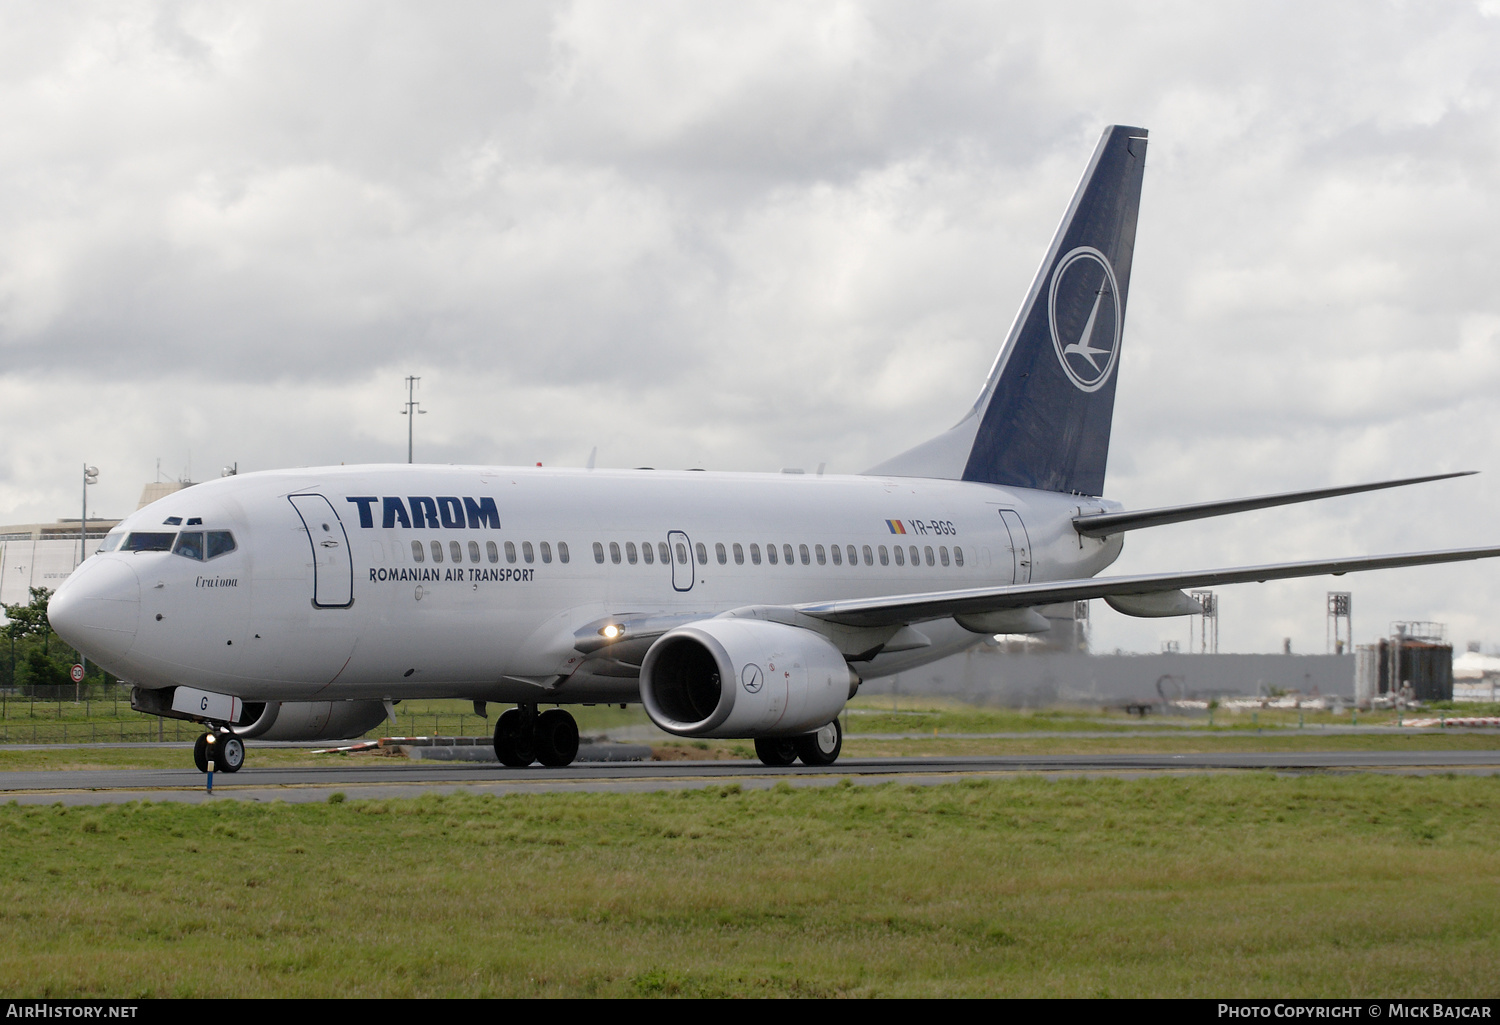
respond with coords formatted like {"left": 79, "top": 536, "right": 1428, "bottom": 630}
{"left": 494, "top": 707, "right": 537, "bottom": 767}
{"left": 535, "top": 709, "right": 580, "bottom": 767}
{"left": 193, "top": 733, "right": 210, "bottom": 773}
{"left": 219, "top": 735, "right": 246, "bottom": 773}
{"left": 794, "top": 719, "right": 842, "bottom": 767}
{"left": 754, "top": 737, "right": 798, "bottom": 767}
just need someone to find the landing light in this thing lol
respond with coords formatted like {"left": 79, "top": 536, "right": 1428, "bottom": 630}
{"left": 600, "top": 624, "right": 623, "bottom": 640}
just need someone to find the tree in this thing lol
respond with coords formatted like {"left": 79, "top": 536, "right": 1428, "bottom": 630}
{"left": 2, "top": 588, "right": 53, "bottom": 655}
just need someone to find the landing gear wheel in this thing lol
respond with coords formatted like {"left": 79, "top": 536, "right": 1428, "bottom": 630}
{"left": 218, "top": 735, "right": 246, "bottom": 773}
{"left": 494, "top": 707, "right": 538, "bottom": 767}
{"left": 754, "top": 737, "right": 798, "bottom": 767}
{"left": 794, "top": 719, "right": 842, "bottom": 767}
{"left": 535, "top": 709, "right": 580, "bottom": 767}
{"left": 193, "top": 733, "right": 210, "bottom": 773}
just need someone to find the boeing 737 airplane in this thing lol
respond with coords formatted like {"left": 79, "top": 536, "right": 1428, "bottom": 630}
{"left": 47, "top": 125, "right": 1500, "bottom": 773}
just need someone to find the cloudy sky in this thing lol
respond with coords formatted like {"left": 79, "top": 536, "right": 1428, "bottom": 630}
{"left": 3, "top": 1, "right": 1499, "bottom": 654}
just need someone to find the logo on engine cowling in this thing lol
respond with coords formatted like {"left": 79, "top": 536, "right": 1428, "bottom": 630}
{"left": 741, "top": 664, "right": 764, "bottom": 694}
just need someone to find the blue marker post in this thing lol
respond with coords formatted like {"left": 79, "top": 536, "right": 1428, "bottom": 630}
{"left": 205, "top": 733, "right": 216, "bottom": 794}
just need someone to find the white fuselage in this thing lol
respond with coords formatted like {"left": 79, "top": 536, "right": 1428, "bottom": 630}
{"left": 52, "top": 465, "right": 1123, "bottom": 704}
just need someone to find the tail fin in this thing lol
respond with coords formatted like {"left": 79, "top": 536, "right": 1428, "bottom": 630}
{"left": 866, "top": 125, "right": 1148, "bottom": 496}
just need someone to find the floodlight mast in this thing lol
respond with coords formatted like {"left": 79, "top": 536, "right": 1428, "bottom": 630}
{"left": 401, "top": 375, "right": 427, "bottom": 463}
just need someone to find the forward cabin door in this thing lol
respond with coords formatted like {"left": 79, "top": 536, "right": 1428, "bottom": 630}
{"left": 998, "top": 510, "right": 1032, "bottom": 585}
{"left": 288, "top": 494, "right": 355, "bottom": 608}
{"left": 667, "top": 530, "right": 694, "bottom": 592}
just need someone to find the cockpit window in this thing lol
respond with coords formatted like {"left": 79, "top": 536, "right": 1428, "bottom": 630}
{"left": 121, "top": 532, "right": 176, "bottom": 552}
{"left": 206, "top": 531, "right": 237, "bottom": 559}
{"left": 172, "top": 532, "right": 205, "bottom": 561}
{"left": 100, "top": 531, "right": 125, "bottom": 553}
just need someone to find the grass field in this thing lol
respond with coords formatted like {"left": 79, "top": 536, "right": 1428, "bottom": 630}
{"left": 0, "top": 774, "right": 1496, "bottom": 997}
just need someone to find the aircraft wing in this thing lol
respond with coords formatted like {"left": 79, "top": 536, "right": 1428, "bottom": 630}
{"left": 793, "top": 545, "right": 1500, "bottom": 628}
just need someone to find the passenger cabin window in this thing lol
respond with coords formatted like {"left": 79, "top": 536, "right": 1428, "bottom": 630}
{"left": 558, "top": 542, "right": 570, "bottom": 564}
{"left": 523, "top": 541, "right": 535, "bottom": 564}
{"left": 799, "top": 544, "right": 810, "bottom": 566}
{"left": 594, "top": 542, "right": 605, "bottom": 565}
{"left": 469, "top": 541, "right": 481, "bottom": 563}
{"left": 206, "top": 531, "right": 236, "bottom": 559}
{"left": 715, "top": 542, "right": 727, "bottom": 565}
{"left": 783, "top": 544, "right": 794, "bottom": 566}
{"left": 487, "top": 541, "right": 499, "bottom": 564}
{"left": 540, "top": 542, "right": 552, "bottom": 564}
{"left": 449, "top": 540, "right": 463, "bottom": 563}
{"left": 925, "top": 546, "right": 935, "bottom": 567}
{"left": 827, "top": 544, "right": 838, "bottom": 566}
{"left": 862, "top": 545, "right": 872, "bottom": 566}
{"left": 431, "top": 541, "right": 444, "bottom": 563}
{"left": 172, "top": 532, "right": 205, "bottom": 561}
{"left": 954, "top": 546, "right": 964, "bottom": 567}
{"left": 675, "top": 542, "right": 688, "bottom": 565}
{"left": 909, "top": 545, "right": 920, "bottom": 567}
{"left": 766, "top": 544, "right": 777, "bottom": 565}
{"left": 749, "top": 543, "right": 761, "bottom": 565}
{"left": 658, "top": 542, "right": 670, "bottom": 564}
{"left": 878, "top": 545, "right": 889, "bottom": 566}
{"left": 696, "top": 542, "right": 708, "bottom": 565}
{"left": 939, "top": 546, "right": 949, "bottom": 567}
{"left": 893, "top": 545, "right": 905, "bottom": 567}
{"left": 611, "top": 542, "right": 622, "bottom": 565}
{"left": 625, "top": 542, "right": 637, "bottom": 564}
{"left": 505, "top": 541, "right": 517, "bottom": 564}
{"left": 733, "top": 543, "right": 744, "bottom": 565}
{"left": 412, "top": 540, "right": 425, "bottom": 562}
{"left": 641, "top": 542, "right": 653, "bottom": 565}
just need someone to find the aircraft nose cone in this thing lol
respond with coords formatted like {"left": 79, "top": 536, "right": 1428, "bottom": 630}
{"left": 48, "top": 558, "right": 141, "bottom": 666}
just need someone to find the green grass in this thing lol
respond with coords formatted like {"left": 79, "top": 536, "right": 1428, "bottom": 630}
{"left": 0, "top": 774, "right": 1497, "bottom": 997}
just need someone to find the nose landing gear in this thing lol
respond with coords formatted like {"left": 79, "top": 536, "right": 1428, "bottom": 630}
{"left": 192, "top": 730, "right": 245, "bottom": 774}
{"left": 493, "top": 705, "right": 579, "bottom": 767}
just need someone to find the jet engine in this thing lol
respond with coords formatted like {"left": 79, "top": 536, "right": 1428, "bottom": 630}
{"left": 639, "top": 619, "right": 857, "bottom": 738}
{"left": 231, "top": 700, "right": 390, "bottom": 742}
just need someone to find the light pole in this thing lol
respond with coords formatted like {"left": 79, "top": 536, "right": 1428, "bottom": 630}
{"left": 401, "top": 376, "right": 426, "bottom": 463}
{"left": 79, "top": 464, "right": 97, "bottom": 699}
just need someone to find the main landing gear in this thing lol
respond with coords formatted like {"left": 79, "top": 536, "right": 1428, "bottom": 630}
{"left": 755, "top": 718, "right": 842, "bottom": 768}
{"left": 494, "top": 704, "right": 579, "bottom": 767}
{"left": 192, "top": 729, "right": 245, "bottom": 774}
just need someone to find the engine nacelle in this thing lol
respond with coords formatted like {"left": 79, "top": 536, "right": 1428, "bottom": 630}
{"left": 231, "top": 700, "right": 390, "bottom": 742}
{"left": 640, "top": 619, "right": 856, "bottom": 739}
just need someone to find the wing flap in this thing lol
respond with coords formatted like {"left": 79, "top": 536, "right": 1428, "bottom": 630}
{"left": 795, "top": 546, "right": 1500, "bottom": 628}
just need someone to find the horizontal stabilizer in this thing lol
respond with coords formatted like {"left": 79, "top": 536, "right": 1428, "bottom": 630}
{"left": 1072, "top": 471, "right": 1476, "bottom": 538}
{"left": 796, "top": 545, "right": 1500, "bottom": 629}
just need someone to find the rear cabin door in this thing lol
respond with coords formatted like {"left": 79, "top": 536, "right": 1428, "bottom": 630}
{"left": 288, "top": 494, "right": 355, "bottom": 608}
{"left": 667, "top": 530, "right": 694, "bottom": 592}
{"left": 998, "top": 509, "right": 1032, "bottom": 585}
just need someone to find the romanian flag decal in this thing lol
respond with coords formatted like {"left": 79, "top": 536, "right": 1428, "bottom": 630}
{"left": 885, "top": 519, "right": 907, "bottom": 534}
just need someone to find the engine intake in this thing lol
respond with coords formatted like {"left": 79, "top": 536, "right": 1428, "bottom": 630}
{"left": 640, "top": 619, "right": 856, "bottom": 738}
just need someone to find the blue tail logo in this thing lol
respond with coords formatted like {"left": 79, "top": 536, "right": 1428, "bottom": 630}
{"left": 1050, "top": 247, "right": 1121, "bottom": 393}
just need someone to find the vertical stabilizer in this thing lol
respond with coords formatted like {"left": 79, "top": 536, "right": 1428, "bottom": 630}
{"left": 865, "top": 125, "right": 1147, "bottom": 496}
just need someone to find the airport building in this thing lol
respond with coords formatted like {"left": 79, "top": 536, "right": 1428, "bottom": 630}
{"left": 0, "top": 482, "right": 191, "bottom": 608}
